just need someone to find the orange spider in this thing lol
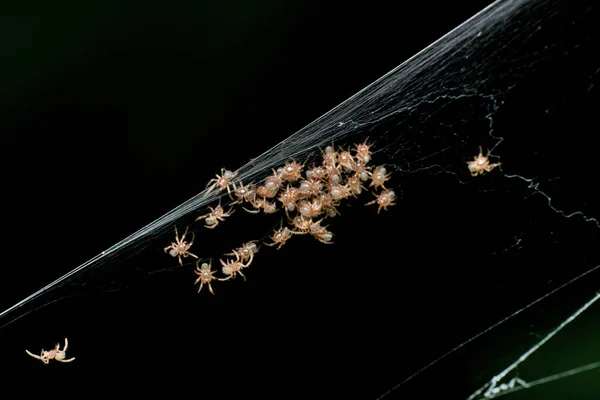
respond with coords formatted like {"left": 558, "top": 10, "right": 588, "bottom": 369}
{"left": 26, "top": 338, "right": 75, "bottom": 364}
{"left": 164, "top": 226, "right": 197, "bottom": 265}
{"left": 347, "top": 172, "right": 367, "bottom": 196}
{"left": 264, "top": 221, "right": 295, "bottom": 249}
{"left": 308, "top": 218, "right": 333, "bottom": 244}
{"left": 194, "top": 261, "right": 217, "bottom": 295}
{"left": 353, "top": 137, "right": 372, "bottom": 164}
{"left": 370, "top": 166, "right": 391, "bottom": 190}
{"left": 338, "top": 149, "right": 357, "bottom": 172}
{"left": 196, "top": 203, "right": 235, "bottom": 229}
{"left": 279, "top": 160, "right": 304, "bottom": 182}
{"left": 206, "top": 168, "right": 238, "bottom": 195}
{"left": 219, "top": 250, "right": 250, "bottom": 281}
{"left": 226, "top": 241, "right": 259, "bottom": 265}
{"left": 230, "top": 181, "right": 255, "bottom": 205}
{"left": 278, "top": 185, "right": 300, "bottom": 217}
{"left": 467, "top": 146, "right": 501, "bottom": 176}
{"left": 365, "top": 189, "right": 397, "bottom": 214}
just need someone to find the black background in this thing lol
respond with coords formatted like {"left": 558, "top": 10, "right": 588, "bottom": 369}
{"left": 1, "top": 1, "right": 599, "bottom": 398}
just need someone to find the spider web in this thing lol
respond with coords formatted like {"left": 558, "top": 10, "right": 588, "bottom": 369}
{"left": 1, "top": 0, "right": 599, "bottom": 397}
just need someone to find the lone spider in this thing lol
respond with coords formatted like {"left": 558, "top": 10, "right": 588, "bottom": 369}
{"left": 206, "top": 168, "right": 237, "bottom": 195}
{"left": 26, "top": 338, "right": 75, "bottom": 364}
{"left": 164, "top": 226, "right": 197, "bottom": 266}
{"left": 467, "top": 146, "right": 501, "bottom": 176}
{"left": 194, "top": 261, "right": 217, "bottom": 295}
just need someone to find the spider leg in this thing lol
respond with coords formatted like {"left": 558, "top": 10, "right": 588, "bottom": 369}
{"left": 238, "top": 269, "right": 246, "bottom": 281}
{"left": 315, "top": 234, "right": 334, "bottom": 244}
{"left": 25, "top": 349, "right": 43, "bottom": 361}
{"left": 208, "top": 283, "right": 215, "bottom": 295}
{"left": 57, "top": 357, "right": 75, "bottom": 363}
{"left": 205, "top": 181, "right": 217, "bottom": 194}
{"left": 180, "top": 226, "right": 190, "bottom": 242}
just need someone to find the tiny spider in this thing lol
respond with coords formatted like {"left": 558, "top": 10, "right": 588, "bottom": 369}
{"left": 206, "top": 168, "right": 238, "bottom": 195}
{"left": 370, "top": 166, "right": 391, "bottom": 190}
{"left": 329, "top": 183, "right": 351, "bottom": 201}
{"left": 164, "top": 226, "right": 197, "bottom": 266}
{"left": 308, "top": 218, "right": 333, "bottom": 244}
{"left": 264, "top": 221, "right": 295, "bottom": 249}
{"left": 365, "top": 189, "right": 396, "bottom": 214}
{"left": 226, "top": 240, "right": 259, "bottom": 265}
{"left": 196, "top": 203, "right": 235, "bottom": 229}
{"left": 354, "top": 138, "right": 372, "bottom": 164}
{"left": 298, "top": 178, "right": 323, "bottom": 198}
{"left": 347, "top": 172, "right": 367, "bottom": 196}
{"left": 298, "top": 198, "right": 323, "bottom": 219}
{"left": 305, "top": 165, "right": 327, "bottom": 180}
{"left": 26, "top": 338, "right": 75, "bottom": 364}
{"left": 261, "top": 169, "right": 284, "bottom": 198}
{"left": 467, "top": 146, "right": 501, "bottom": 176}
{"left": 279, "top": 160, "right": 304, "bottom": 182}
{"left": 278, "top": 185, "right": 300, "bottom": 217}
{"left": 321, "top": 144, "right": 338, "bottom": 167}
{"left": 194, "top": 261, "right": 217, "bottom": 295}
{"left": 290, "top": 215, "right": 313, "bottom": 234}
{"left": 219, "top": 250, "right": 250, "bottom": 281}
{"left": 317, "top": 192, "right": 341, "bottom": 218}
{"left": 352, "top": 159, "right": 372, "bottom": 182}
{"left": 337, "top": 148, "right": 356, "bottom": 171}
{"left": 230, "top": 181, "right": 255, "bottom": 205}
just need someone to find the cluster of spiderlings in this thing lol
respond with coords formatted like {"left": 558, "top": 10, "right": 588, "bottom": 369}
{"left": 258, "top": 139, "right": 393, "bottom": 248}
{"left": 165, "top": 139, "right": 395, "bottom": 294}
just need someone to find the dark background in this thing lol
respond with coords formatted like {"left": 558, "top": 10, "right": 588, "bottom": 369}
{"left": 1, "top": 0, "right": 599, "bottom": 398}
